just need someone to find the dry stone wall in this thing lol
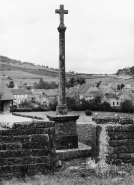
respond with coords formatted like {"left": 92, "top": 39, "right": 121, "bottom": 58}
{"left": 0, "top": 120, "right": 56, "bottom": 178}
{"left": 92, "top": 116, "right": 134, "bottom": 165}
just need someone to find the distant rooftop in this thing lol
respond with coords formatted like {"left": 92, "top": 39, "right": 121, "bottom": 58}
{"left": 0, "top": 80, "right": 15, "bottom": 100}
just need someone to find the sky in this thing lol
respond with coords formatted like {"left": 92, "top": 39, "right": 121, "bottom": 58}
{"left": 0, "top": 0, "right": 134, "bottom": 74}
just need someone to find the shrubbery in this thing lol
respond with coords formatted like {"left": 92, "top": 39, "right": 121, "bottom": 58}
{"left": 120, "top": 100, "right": 134, "bottom": 113}
{"left": 85, "top": 110, "right": 92, "bottom": 116}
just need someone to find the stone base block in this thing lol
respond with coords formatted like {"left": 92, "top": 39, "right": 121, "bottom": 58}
{"left": 56, "top": 104, "right": 68, "bottom": 115}
{"left": 46, "top": 114, "right": 79, "bottom": 150}
{"left": 56, "top": 135, "right": 78, "bottom": 150}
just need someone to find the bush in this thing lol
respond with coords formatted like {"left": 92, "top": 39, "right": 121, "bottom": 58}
{"left": 85, "top": 110, "right": 92, "bottom": 116}
{"left": 120, "top": 100, "right": 134, "bottom": 113}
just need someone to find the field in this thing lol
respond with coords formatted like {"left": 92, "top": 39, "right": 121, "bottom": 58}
{"left": 1, "top": 60, "right": 133, "bottom": 87}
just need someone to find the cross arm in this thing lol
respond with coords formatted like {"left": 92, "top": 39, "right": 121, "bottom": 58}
{"left": 55, "top": 9, "right": 60, "bottom": 14}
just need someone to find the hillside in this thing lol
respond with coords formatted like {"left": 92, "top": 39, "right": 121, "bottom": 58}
{"left": 116, "top": 66, "right": 134, "bottom": 76}
{"left": 0, "top": 55, "right": 133, "bottom": 87}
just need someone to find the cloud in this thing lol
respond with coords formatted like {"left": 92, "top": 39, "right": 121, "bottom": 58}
{"left": 0, "top": 0, "right": 134, "bottom": 74}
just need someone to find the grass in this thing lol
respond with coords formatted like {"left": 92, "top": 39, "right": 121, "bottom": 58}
{"left": 1, "top": 158, "right": 134, "bottom": 185}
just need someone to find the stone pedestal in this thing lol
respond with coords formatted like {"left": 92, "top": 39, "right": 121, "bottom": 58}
{"left": 46, "top": 114, "right": 79, "bottom": 150}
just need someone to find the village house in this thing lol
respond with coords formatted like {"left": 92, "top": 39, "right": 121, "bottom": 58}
{"left": 11, "top": 89, "right": 29, "bottom": 105}
{"left": 30, "top": 89, "right": 58, "bottom": 106}
{"left": 80, "top": 91, "right": 101, "bottom": 102}
{"left": 0, "top": 81, "right": 15, "bottom": 113}
{"left": 104, "top": 94, "right": 120, "bottom": 107}
{"left": 80, "top": 92, "right": 94, "bottom": 102}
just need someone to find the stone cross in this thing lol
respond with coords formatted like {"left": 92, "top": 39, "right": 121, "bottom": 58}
{"left": 55, "top": 5, "right": 68, "bottom": 115}
{"left": 55, "top": 5, "right": 68, "bottom": 27}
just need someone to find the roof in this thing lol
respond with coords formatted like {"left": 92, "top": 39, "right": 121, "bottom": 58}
{"left": 66, "top": 87, "right": 79, "bottom": 97}
{"left": 43, "top": 90, "right": 58, "bottom": 97}
{"left": 33, "top": 89, "right": 58, "bottom": 97}
{"left": 75, "top": 84, "right": 92, "bottom": 94}
{"left": 106, "top": 94, "right": 118, "bottom": 99}
{"left": 0, "top": 80, "right": 15, "bottom": 100}
{"left": 11, "top": 89, "right": 28, "bottom": 95}
{"left": 82, "top": 92, "right": 94, "bottom": 98}
{"left": 118, "top": 94, "right": 132, "bottom": 100}
{"left": 101, "top": 87, "right": 116, "bottom": 94}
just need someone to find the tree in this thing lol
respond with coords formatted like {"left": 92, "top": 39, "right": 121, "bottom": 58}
{"left": 101, "top": 102, "right": 111, "bottom": 111}
{"left": 66, "top": 97, "right": 79, "bottom": 111}
{"left": 96, "top": 81, "right": 101, "bottom": 88}
{"left": 120, "top": 100, "right": 133, "bottom": 113}
{"left": 49, "top": 100, "right": 58, "bottom": 111}
{"left": 80, "top": 99, "right": 91, "bottom": 111}
{"left": 8, "top": 80, "right": 14, "bottom": 88}
{"left": 7, "top": 76, "right": 12, "bottom": 80}
{"left": 121, "top": 84, "right": 125, "bottom": 90}
{"left": 117, "top": 85, "right": 120, "bottom": 91}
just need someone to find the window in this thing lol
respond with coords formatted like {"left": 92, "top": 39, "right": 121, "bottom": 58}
{"left": 113, "top": 102, "right": 115, "bottom": 105}
{"left": 117, "top": 102, "right": 118, "bottom": 105}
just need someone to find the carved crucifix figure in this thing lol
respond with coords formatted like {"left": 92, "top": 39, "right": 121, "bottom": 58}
{"left": 55, "top": 5, "right": 68, "bottom": 27}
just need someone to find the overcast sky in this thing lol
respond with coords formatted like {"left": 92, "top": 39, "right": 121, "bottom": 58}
{"left": 0, "top": 0, "right": 134, "bottom": 74}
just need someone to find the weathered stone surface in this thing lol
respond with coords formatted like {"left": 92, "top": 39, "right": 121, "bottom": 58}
{"left": 93, "top": 116, "right": 134, "bottom": 125}
{"left": 107, "top": 124, "right": 134, "bottom": 132}
{"left": 108, "top": 131, "right": 134, "bottom": 140}
{"left": 119, "top": 117, "right": 134, "bottom": 125}
{"left": 92, "top": 116, "right": 119, "bottom": 124}
{"left": 92, "top": 117, "right": 134, "bottom": 165}
{"left": 12, "top": 121, "right": 55, "bottom": 129}
{"left": 0, "top": 120, "right": 56, "bottom": 177}
{"left": 56, "top": 135, "right": 78, "bottom": 149}
{"left": 113, "top": 146, "right": 134, "bottom": 154}
{"left": 0, "top": 156, "right": 50, "bottom": 166}
{"left": 109, "top": 139, "right": 134, "bottom": 147}
{"left": 47, "top": 114, "right": 79, "bottom": 149}
{"left": 92, "top": 125, "right": 102, "bottom": 162}
{"left": 0, "top": 128, "right": 54, "bottom": 136}
{"left": 56, "top": 104, "right": 68, "bottom": 115}
{"left": 0, "top": 149, "right": 49, "bottom": 158}
{"left": 77, "top": 124, "right": 95, "bottom": 146}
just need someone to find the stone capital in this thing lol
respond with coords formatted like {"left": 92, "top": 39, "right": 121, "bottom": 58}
{"left": 57, "top": 26, "right": 66, "bottom": 32}
{"left": 56, "top": 104, "right": 68, "bottom": 115}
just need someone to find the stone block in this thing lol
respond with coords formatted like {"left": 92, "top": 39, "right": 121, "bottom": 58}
{"left": 12, "top": 121, "right": 55, "bottom": 129}
{"left": 0, "top": 148, "right": 49, "bottom": 158}
{"left": 0, "top": 143, "right": 22, "bottom": 150}
{"left": 92, "top": 117, "right": 119, "bottom": 124}
{"left": 106, "top": 125, "right": 134, "bottom": 132}
{"left": 108, "top": 132, "right": 134, "bottom": 140}
{"left": 0, "top": 156, "right": 50, "bottom": 166}
{"left": 0, "top": 128, "right": 53, "bottom": 136}
{"left": 55, "top": 135, "right": 78, "bottom": 150}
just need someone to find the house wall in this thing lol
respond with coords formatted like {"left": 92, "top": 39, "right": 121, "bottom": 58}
{"left": 108, "top": 99, "right": 120, "bottom": 107}
{"left": 14, "top": 95, "right": 28, "bottom": 104}
{"left": 3, "top": 101, "right": 11, "bottom": 113}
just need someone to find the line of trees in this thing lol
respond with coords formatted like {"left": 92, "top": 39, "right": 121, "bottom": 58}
{"left": 66, "top": 77, "right": 85, "bottom": 88}
{"left": 49, "top": 96, "right": 134, "bottom": 113}
{"left": 34, "top": 79, "right": 58, "bottom": 89}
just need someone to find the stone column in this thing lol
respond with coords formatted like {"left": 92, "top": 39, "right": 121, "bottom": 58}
{"left": 56, "top": 26, "right": 68, "bottom": 115}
